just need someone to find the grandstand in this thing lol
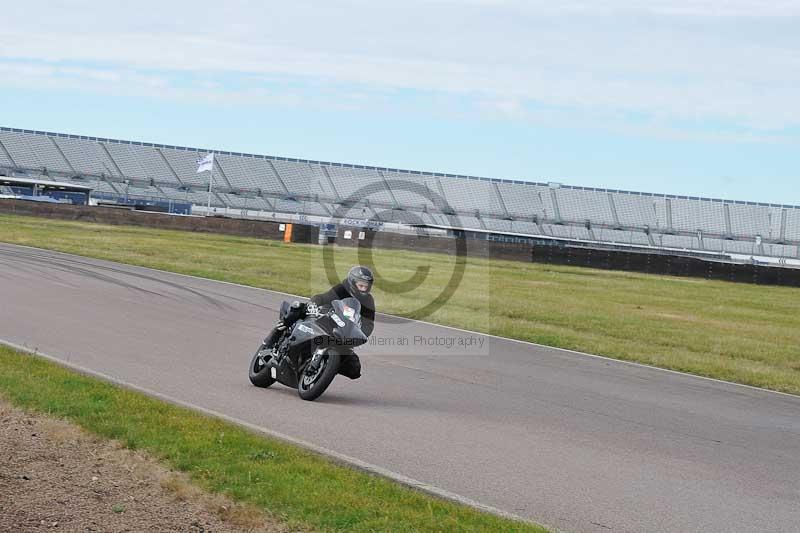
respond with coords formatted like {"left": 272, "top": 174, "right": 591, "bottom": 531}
{"left": 1, "top": 126, "right": 798, "bottom": 263}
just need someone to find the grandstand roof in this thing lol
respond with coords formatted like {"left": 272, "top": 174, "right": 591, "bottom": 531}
{"left": 0, "top": 175, "right": 93, "bottom": 191}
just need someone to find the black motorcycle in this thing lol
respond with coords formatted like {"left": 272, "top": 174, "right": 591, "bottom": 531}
{"left": 248, "top": 298, "right": 367, "bottom": 401}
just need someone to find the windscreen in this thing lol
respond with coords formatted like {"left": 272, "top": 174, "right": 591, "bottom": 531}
{"left": 334, "top": 298, "right": 361, "bottom": 324}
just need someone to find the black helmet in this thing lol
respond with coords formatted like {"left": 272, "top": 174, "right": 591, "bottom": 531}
{"left": 344, "top": 265, "right": 373, "bottom": 297}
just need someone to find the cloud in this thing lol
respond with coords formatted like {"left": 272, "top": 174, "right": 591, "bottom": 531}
{"left": 431, "top": 0, "right": 800, "bottom": 17}
{"left": 1, "top": 1, "right": 799, "bottom": 139}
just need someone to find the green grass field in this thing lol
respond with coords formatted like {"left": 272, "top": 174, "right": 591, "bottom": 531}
{"left": 2, "top": 213, "right": 799, "bottom": 394}
{"left": 0, "top": 344, "right": 544, "bottom": 532}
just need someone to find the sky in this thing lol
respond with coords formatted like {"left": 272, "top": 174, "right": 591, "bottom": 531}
{"left": 0, "top": 0, "right": 798, "bottom": 204}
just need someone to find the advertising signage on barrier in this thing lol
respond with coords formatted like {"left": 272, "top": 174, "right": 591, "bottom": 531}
{"left": 320, "top": 223, "right": 338, "bottom": 237}
{"left": 341, "top": 218, "right": 384, "bottom": 230}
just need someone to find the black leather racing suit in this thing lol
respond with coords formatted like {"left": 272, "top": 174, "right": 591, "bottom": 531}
{"left": 309, "top": 283, "right": 375, "bottom": 337}
{"left": 308, "top": 283, "right": 374, "bottom": 379}
{"left": 271, "top": 283, "right": 374, "bottom": 380}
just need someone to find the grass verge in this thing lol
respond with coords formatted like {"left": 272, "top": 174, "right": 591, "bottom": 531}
{"left": 0, "top": 344, "right": 545, "bottom": 532}
{"left": 1, "top": 213, "right": 799, "bottom": 394}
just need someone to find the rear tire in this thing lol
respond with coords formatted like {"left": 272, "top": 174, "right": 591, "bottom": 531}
{"left": 297, "top": 351, "right": 341, "bottom": 401}
{"left": 249, "top": 343, "right": 276, "bottom": 388}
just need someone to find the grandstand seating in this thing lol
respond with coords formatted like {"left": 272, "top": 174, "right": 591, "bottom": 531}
{"left": 125, "top": 184, "right": 166, "bottom": 198}
{"left": 670, "top": 199, "right": 727, "bottom": 234}
{"left": 271, "top": 197, "right": 326, "bottom": 216}
{"left": 495, "top": 181, "right": 548, "bottom": 219}
{"left": 557, "top": 187, "right": 615, "bottom": 224}
{"left": 785, "top": 209, "right": 800, "bottom": 241}
{"left": 453, "top": 214, "right": 484, "bottom": 229}
{"left": 159, "top": 149, "right": 212, "bottom": 188}
{"left": 727, "top": 203, "right": 771, "bottom": 237}
{"left": 216, "top": 154, "right": 283, "bottom": 193}
{"left": 482, "top": 218, "right": 513, "bottom": 233}
{"left": 0, "top": 142, "right": 14, "bottom": 167}
{"left": 612, "top": 193, "right": 663, "bottom": 228}
{"left": 333, "top": 168, "right": 400, "bottom": 207}
{"left": 88, "top": 179, "right": 122, "bottom": 195}
{"left": 660, "top": 234, "right": 698, "bottom": 250}
{"left": 438, "top": 176, "right": 503, "bottom": 214}
{"left": 0, "top": 131, "right": 71, "bottom": 172}
{"left": 508, "top": 220, "right": 541, "bottom": 235}
{"left": 104, "top": 143, "right": 175, "bottom": 183}
{"left": 382, "top": 171, "right": 438, "bottom": 211}
{"left": 594, "top": 228, "right": 652, "bottom": 246}
{"left": 1, "top": 126, "right": 798, "bottom": 260}
{"left": 547, "top": 224, "right": 593, "bottom": 241}
{"left": 54, "top": 137, "right": 118, "bottom": 176}
{"left": 723, "top": 240, "right": 758, "bottom": 255}
{"left": 269, "top": 160, "right": 310, "bottom": 195}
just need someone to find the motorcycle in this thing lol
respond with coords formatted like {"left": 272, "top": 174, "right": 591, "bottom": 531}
{"left": 248, "top": 297, "right": 367, "bottom": 401}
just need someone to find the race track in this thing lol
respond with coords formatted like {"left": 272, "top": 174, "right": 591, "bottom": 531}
{"left": 1, "top": 242, "right": 798, "bottom": 533}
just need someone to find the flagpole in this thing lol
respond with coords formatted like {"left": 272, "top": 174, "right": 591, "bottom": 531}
{"left": 206, "top": 154, "right": 214, "bottom": 216}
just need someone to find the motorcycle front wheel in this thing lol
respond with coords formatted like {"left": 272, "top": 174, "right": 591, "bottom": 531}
{"left": 297, "top": 351, "right": 341, "bottom": 401}
{"left": 248, "top": 343, "right": 276, "bottom": 388}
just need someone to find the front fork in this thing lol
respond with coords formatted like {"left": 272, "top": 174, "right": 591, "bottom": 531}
{"left": 261, "top": 326, "right": 289, "bottom": 365}
{"left": 262, "top": 326, "right": 281, "bottom": 350}
{"left": 303, "top": 348, "right": 326, "bottom": 376}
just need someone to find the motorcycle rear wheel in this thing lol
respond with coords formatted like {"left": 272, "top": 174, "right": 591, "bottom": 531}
{"left": 297, "top": 351, "right": 341, "bottom": 401}
{"left": 248, "top": 343, "right": 276, "bottom": 388}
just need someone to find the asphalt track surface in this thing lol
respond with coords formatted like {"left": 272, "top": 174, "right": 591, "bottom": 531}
{"left": 1, "top": 243, "right": 799, "bottom": 532}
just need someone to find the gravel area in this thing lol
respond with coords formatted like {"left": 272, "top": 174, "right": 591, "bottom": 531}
{"left": 0, "top": 400, "right": 287, "bottom": 532}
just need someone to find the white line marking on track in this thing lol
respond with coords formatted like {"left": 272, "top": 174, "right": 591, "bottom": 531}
{"left": 0, "top": 337, "right": 543, "bottom": 529}
{"left": 4, "top": 241, "right": 797, "bottom": 400}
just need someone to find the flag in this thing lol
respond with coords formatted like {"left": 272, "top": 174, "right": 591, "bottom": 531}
{"left": 196, "top": 153, "right": 214, "bottom": 173}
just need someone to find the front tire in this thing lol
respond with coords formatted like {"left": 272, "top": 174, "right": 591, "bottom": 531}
{"left": 297, "top": 351, "right": 341, "bottom": 401}
{"left": 249, "top": 343, "right": 276, "bottom": 388}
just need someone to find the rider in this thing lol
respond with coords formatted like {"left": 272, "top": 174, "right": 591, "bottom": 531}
{"left": 274, "top": 265, "right": 375, "bottom": 379}
{"left": 309, "top": 265, "right": 375, "bottom": 336}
